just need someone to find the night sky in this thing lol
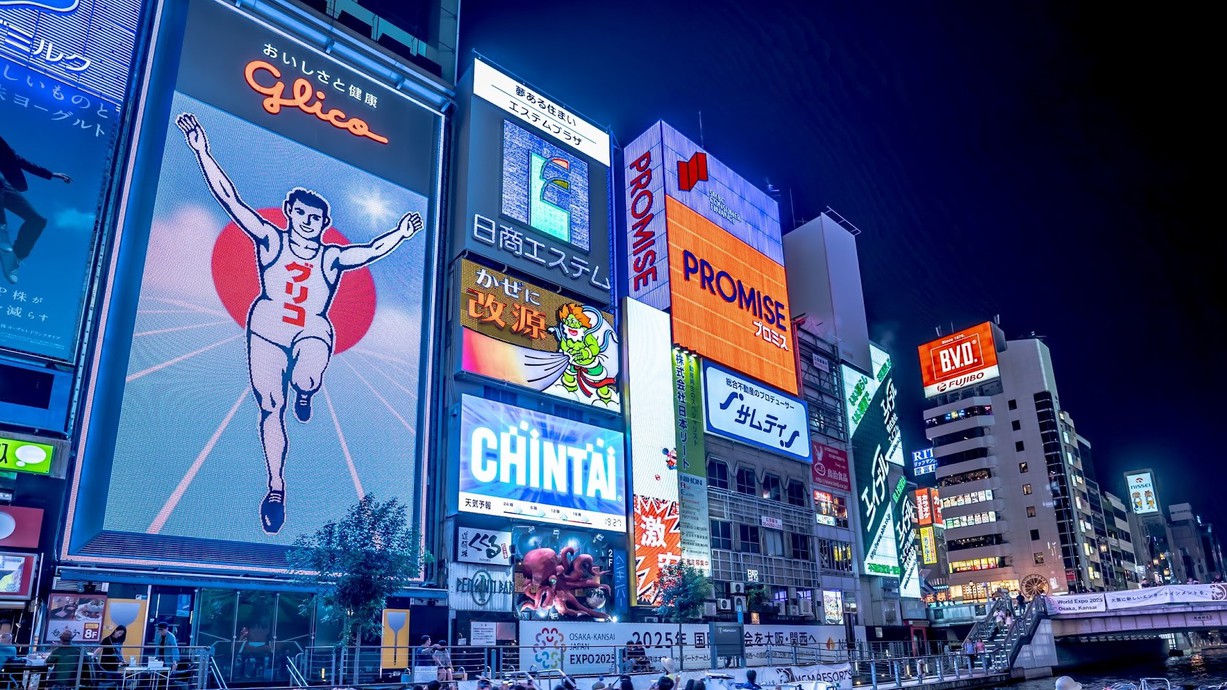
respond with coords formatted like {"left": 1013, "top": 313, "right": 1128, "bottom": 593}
{"left": 458, "top": 3, "right": 1219, "bottom": 528}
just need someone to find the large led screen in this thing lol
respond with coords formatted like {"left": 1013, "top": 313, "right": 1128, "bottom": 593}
{"left": 65, "top": 0, "right": 441, "bottom": 570}
{"left": 666, "top": 197, "right": 797, "bottom": 394}
{"left": 458, "top": 395, "right": 626, "bottom": 531}
{"left": 459, "top": 259, "right": 619, "bottom": 410}
{"left": 1125, "top": 471, "right": 1159, "bottom": 515}
{"left": 0, "top": 0, "right": 145, "bottom": 360}
{"left": 623, "top": 298, "right": 680, "bottom": 605}
{"left": 917, "top": 322, "right": 1000, "bottom": 398}
{"left": 455, "top": 58, "right": 612, "bottom": 303}
{"left": 512, "top": 526, "right": 629, "bottom": 621}
{"left": 846, "top": 345, "right": 905, "bottom": 577}
{"left": 895, "top": 481, "right": 921, "bottom": 599}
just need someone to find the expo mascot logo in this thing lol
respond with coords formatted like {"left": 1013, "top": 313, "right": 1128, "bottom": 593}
{"left": 532, "top": 627, "right": 565, "bottom": 669}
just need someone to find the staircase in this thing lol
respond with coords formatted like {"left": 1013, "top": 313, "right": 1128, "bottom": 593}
{"left": 961, "top": 595, "right": 1049, "bottom": 672}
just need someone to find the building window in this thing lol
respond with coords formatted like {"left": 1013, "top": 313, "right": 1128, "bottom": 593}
{"left": 786, "top": 481, "right": 807, "bottom": 507}
{"left": 736, "top": 467, "right": 757, "bottom": 495}
{"left": 1008, "top": 399, "right": 1018, "bottom": 410}
{"left": 944, "top": 511, "right": 997, "bottom": 529}
{"left": 818, "top": 539, "right": 854, "bottom": 573}
{"left": 950, "top": 557, "right": 1005, "bottom": 573}
{"left": 814, "top": 490, "right": 850, "bottom": 528}
{"left": 1022, "top": 484, "right": 1033, "bottom": 495}
{"left": 790, "top": 533, "right": 812, "bottom": 561}
{"left": 1030, "top": 529, "right": 1041, "bottom": 541}
{"left": 1019, "top": 462, "right": 1029, "bottom": 473}
{"left": 1027, "top": 506, "right": 1037, "bottom": 518}
{"left": 711, "top": 520, "right": 733, "bottom": 550}
{"left": 939, "top": 469, "right": 993, "bottom": 487}
{"left": 940, "top": 489, "right": 994, "bottom": 509}
{"left": 925, "top": 404, "right": 993, "bottom": 428}
{"left": 1012, "top": 419, "right": 1021, "bottom": 431}
{"left": 1034, "top": 553, "right": 1045, "bottom": 565}
{"left": 739, "top": 524, "right": 761, "bottom": 554}
{"left": 762, "top": 474, "right": 782, "bottom": 501}
{"left": 1015, "top": 440, "right": 1026, "bottom": 452}
{"left": 763, "top": 529, "right": 785, "bottom": 557}
{"left": 708, "top": 460, "right": 729, "bottom": 490}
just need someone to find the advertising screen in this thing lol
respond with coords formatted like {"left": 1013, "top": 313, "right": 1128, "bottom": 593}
{"left": 0, "top": 432, "right": 54, "bottom": 475}
{"left": 911, "top": 447, "right": 936, "bottom": 476}
{"left": 459, "top": 259, "right": 619, "bottom": 410}
{"left": 44, "top": 593, "right": 106, "bottom": 642}
{"left": 0, "top": 0, "right": 145, "bottom": 360}
{"left": 66, "top": 0, "right": 441, "bottom": 570}
{"left": 456, "top": 58, "right": 612, "bottom": 302}
{"left": 919, "top": 526, "right": 938, "bottom": 566}
{"left": 703, "top": 361, "right": 809, "bottom": 461}
{"left": 456, "top": 526, "right": 513, "bottom": 566}
{"left": 624, "top": 298, "right": 680, "bottom": 605}
{"left": 0, "top": 551, "right": 36, "bottom": 600}
{"left": 458, "top": 395, "right": 626, "bottom": 531}
{"left": 1125, "top": 471, "right": 1159, "bottom": 515}
{"left": 512, "top": 526, "right": 629, "bottom": 621}
{"left": 822, "top": 591, "right": 843, "bottom": 625}
{"left": 811, "top": 442, "right": 852, "bottom": 493}
{"left": 917, "top": 322, "right": 1000, "bottom": 398}
{"left": 624, "top": 121, "right": 783, "bottom": 311}
{"left": 914, "top": 488, "right": 934, "bottom": 527}
{"left": 674, "top": 349, "right": 711, "bottom": 574}
{"left": 667, "top": 197, "right": 796, "bottom": 394}
{"left": 895, "top": 482, "right": 921, "bottom": 599}
{"left": 846, "top": 345, "right": 904, "bottom": 577}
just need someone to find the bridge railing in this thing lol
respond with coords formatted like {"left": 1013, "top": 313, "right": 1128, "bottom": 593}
{"left": 1046, "top": 583, "right": 1227, "bottom": 615}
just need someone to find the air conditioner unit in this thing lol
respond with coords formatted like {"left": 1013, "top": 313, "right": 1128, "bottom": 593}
{"left": 787, "top": 604, "right": 800, "bottom": 617}
{"left": 798, "top": 600, "right": 814, "bottom": 616}
{"left": 717, "top": 598, "right": 733, "bottom": 612}
{"left": 733, "top": 595, "right": 748, "bottom": 611}
{"left": 704, "top": 602, "right": 718, "bottom": 617}
{"left": 730, "top": 582, "right": 746, "bottom": 595}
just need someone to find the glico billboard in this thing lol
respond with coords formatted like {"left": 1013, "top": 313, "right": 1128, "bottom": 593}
{"left": 844, "top": 345, "right": 905, "bottom": 578}
{"left": 458, "top": 395, "right": 627, "bottom": 531}
{"left": 623, "top": 122, "right": 796, "bottom": 395}
{"left": 458, "top": 259, "right": 620, "bottom": 411}
{"left": 1125, "top": 470, "right": 1160, "bottom": 515}
{"left": 63, "top": 0, "right": 443, "bottom": 572}
{"left": 452, "top": 58, "right": 613, "bottom": 303}
{"left": 917, "top": 322, "right": 1000, "bottom": 398}
{"left": 0, "top": 0, "right": 147, "bottom": 360}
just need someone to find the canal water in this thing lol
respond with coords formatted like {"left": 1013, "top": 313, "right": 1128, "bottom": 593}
{"left": 1010, "top": 647, "right": 1227, "bottom": 689}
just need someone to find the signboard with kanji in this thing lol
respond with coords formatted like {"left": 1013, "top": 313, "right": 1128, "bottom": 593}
{"left": 459, "top": 259, "right": 619, "bottom": 411}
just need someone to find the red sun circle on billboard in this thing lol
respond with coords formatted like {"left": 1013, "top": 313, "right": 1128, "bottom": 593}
{"left": 211, "top": 208, "right": 376, "bottom": 354}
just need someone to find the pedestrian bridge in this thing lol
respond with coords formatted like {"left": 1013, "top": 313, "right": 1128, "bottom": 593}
{"left": 1045, "top": 584, "right": 1227, "bottom": 636}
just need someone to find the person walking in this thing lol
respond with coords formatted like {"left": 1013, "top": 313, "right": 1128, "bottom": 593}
{"left": 962, "top": 639, "right": 975, "bottom": 665}
{"left": 1016, "top": 592, "right": 1026, "bottom": 614}
{"left": 973, "top": 640, "right": 986, "bottom": 669}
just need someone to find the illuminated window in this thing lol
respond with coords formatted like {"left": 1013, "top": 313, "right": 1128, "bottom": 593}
{"left": 940, "top": 469, "right": 992, "bottom": 487}
{"left": 1023, "top": 484, "right": 1033, "bottom": 495}
{"left": 736, "top": 467, "right": 757, "bottom": 495}
{"left": 950, "top": 557, "right": 1005, "bottom": 573}
{"left": 708, "top": 460, "right": 730, "bottom": 490}
{"left": 1034, "top": 553, "right": 1045, "bottom": 565}
{"left": 762, "top": 474, "right": 782, "bottom": 501}
{"left": 814, "top": 491, "right": 850, "bottom": 528}
{"left": 944, "top": 511, "right": 998, "bottom": 529}
{"left": 941, "top": 489, "right": 994, "bottom": 509}
{"left": 711, "top": 520, "right": 733, "bottom": 550}
{"left": 1019, "top": 462, "right": 1029, "bottom": 473}
{"left": 1027, "top": 506, "right": 1037, "bottom": 518}
{"left": 818, "top": 539, "right": 854, "bottom": 573}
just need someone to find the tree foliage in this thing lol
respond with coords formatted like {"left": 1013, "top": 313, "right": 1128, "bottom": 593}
{"left": 288, "top": 495, "right": 430, "bottom": 643}
{"left": 653, "top": 563, "right": 713, "bottom": 622}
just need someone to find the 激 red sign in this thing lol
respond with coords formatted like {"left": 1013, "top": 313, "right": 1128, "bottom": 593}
{"left": 811, "top": 442, "right": 851, "bottom": 492}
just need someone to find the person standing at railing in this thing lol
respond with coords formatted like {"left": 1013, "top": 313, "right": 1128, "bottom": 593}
{"left": 45, "top": 628, "right": 85, "bottom": 689}
{"left": 153, "top": 622, "right": 181, "bottom": 671}
{"left": 0, "top": 633, "right": 16, "bottom": 669}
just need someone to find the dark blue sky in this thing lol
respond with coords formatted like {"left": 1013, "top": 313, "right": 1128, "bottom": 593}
{"left": 459, "top": 3, "right": 1219, "bottom": 527}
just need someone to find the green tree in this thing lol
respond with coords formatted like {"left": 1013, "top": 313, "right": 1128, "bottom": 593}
{"left": 288, "top": 495, "right": 430, "bottom": 644}
{"left": 746, "top": 584, "right": 771, "bottom": 612}
{"left": 653, "top": 563, "right": 713, "bottom": 622}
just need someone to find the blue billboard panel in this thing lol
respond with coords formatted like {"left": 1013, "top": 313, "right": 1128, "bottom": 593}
{"left": 702, "top": 361, "right": 810, "bottom": 462}
{"left": 0, "top": 0, "right": 144, "bottom": 361}
{"left": 64, "top": 0, "right": 442, "bottom": 571}
{"left": 459, "top": 395, "right": 626, "bottom": 532}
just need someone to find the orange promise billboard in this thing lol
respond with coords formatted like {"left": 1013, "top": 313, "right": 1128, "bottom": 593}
{"left": 665, "top": 196, "right": 797, "bottom": 394}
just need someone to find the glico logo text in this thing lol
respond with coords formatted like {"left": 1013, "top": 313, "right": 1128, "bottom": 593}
{"left": 626, "top": 151, "right": 662, "bottom": 292}
{"left": 244, "top": 60, "right": 389, "bottom": 145}
{"left": 681, "top": 250, "right": 787, "bottom": 332}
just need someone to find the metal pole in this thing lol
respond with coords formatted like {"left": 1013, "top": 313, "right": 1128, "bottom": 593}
{"left": 892, "top": 660, "right": 901, "bottom": 688}
{"left": 869, "top": 648, "right": 877, "bottom": 689}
